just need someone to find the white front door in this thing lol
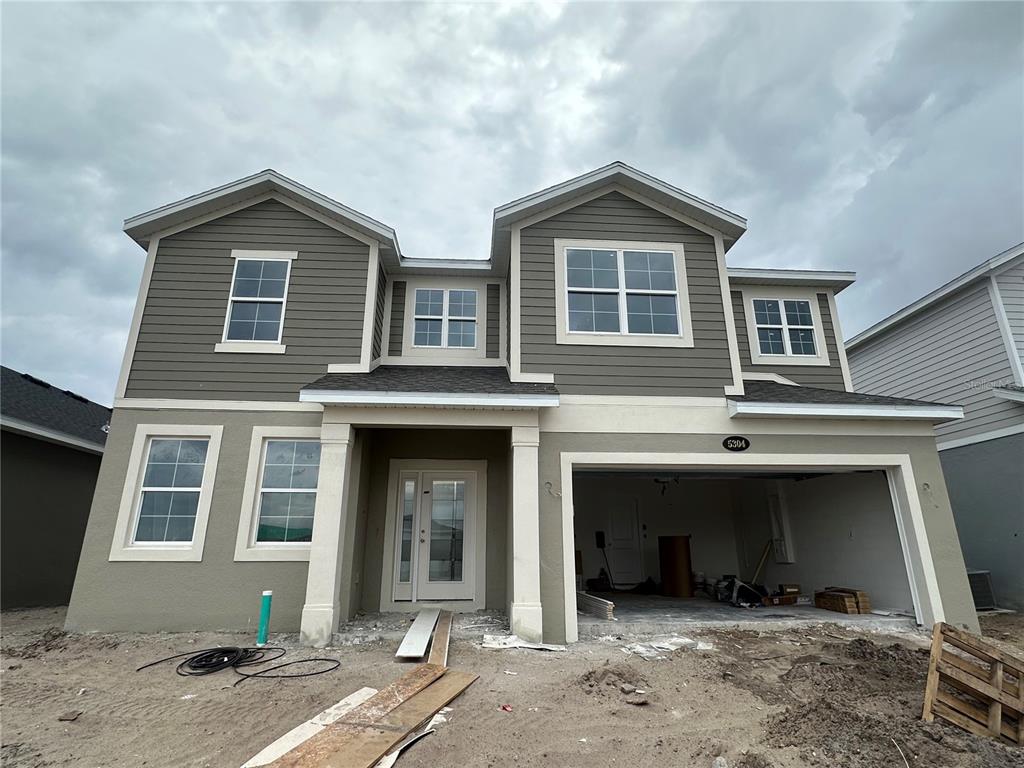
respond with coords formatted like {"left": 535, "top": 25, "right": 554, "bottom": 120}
{"left": 608, "top": 504, "right": 643, "bottom": 585}
{"left": 392, "top": 469, "right": 478, "bottom": 602}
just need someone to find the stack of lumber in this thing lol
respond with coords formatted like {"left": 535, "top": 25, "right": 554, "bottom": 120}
{"left": 922, "top": 622, "right": 1023, "bottom": 746}
{"left": 576, "top": 591, "right": 615, "bottom": 620}
{"left": 395, "top": 608, "right": 453, "bottom": 665}
{"left": 825, "top": 586, "right": 871, "bottom": 613}
{"left": 815, "top": 587, "right": 871, "bottom": 614}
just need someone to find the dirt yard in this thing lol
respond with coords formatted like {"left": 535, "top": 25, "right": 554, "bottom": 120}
{"left": 2, "top": 607, "right": 1022, "bottom": 768}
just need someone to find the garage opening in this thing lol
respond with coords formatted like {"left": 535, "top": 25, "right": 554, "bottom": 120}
{"left": 572, "top": 468, "right": 919, "bottom": 631}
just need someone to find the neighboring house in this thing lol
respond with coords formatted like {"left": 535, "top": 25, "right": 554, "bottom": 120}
{"left": 66, "top": 163, "right": 978, "bottom": 645}
{"left": 847, "top": 244, "right": 1024, "bottom": 611}
{"left": 1, "top": 366, "right": 111, "bottom": 608}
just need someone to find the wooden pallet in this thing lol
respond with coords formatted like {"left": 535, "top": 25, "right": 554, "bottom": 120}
{"left": 922, "top": 622, "right": 1024, "bottom": 746}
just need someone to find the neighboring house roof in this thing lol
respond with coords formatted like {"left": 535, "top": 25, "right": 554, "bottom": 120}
{"left": 847, "top": 241, "right": 1024, "bottom": 350}
{"left": 993, "top": 384, "right": 1024, "bottom": 403}
{"left": 300, "top": 366, "right": 560, "bottom": 407}
{"left": 726, "top": 380, "right": 963, "bottom": 422}
{"left": 0, "top": 366, "right": 111, "bottom": 453}
{"left": 727, "top": 268, "right": 856, "bottom": 294}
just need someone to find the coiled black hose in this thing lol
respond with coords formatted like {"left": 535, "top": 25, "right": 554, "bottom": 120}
{"left": 136, "top": 646, "right": 339, "bottom": 686}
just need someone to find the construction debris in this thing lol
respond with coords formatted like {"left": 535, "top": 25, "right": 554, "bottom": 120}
{"left": 426, "top": 611, "right": 453, "bottom": 666}
{"left": 922, "top": 622, "right": 1023, "bottom": 746}
{"left": 576, "top": 592, "right": 615, "bottom": 620}
{"left": 481, "top": 634, "right": 566, "bottom": 652}
{"left": 395, "top": 609, "right": 441, "bottom": 660}
{"left": 621, "top": 636, "right": 713, "bottom": 660}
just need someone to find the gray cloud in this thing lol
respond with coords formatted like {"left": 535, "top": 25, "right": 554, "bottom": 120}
{"left": 2, "top": 1, "right": 1021, "bottom": 404}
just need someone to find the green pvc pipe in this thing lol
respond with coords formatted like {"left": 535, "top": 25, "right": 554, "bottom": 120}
{"left": 256, "top": 590, "right": 273, "bottom": 647}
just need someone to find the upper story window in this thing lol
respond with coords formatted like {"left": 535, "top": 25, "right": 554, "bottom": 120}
{"left": 413, "top": 288, "right": 477, "bottom": 349}
{"left": 216, "top": 250, "right": 297, "bottom": 354}
{"left": 554, "top": 239, "right": 694, "bottom": 348}
{"left": 740, "top": 287, "right": 831, "bottom": 367}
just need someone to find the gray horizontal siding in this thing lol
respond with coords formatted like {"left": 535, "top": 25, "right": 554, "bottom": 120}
{"left": 486, "top": 283, "right": 500, "bottom": 359}
{"left": 519, "top": 191, "right": 732, "bottom": 396}
{"left": 732, "top": 291, "right": 847, "bottom": 391}
{"left": 996, "top": 258, "right": 1024, "bottom": 363}
{"left": 372, "top": 264, "right": 387, "bottom": 360}
{"left": 848, "top": 283, "right": 1022, "bottom": 441}
{"left": 389, "top": 281, "right": 406, "bottom": 356}
{"left": 127, "top": 199, "right": 369, "bottom": 401}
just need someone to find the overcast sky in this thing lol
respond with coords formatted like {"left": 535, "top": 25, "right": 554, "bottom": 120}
{"left": 2, "top": 2, "right": 1022, "bottom": 405}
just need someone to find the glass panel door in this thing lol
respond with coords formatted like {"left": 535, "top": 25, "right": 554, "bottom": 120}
{"left": 427, "top": 480, "right": 465, "bottom": 583}
{"left": 415, "top": 471, "right": 476, "bottom": 600}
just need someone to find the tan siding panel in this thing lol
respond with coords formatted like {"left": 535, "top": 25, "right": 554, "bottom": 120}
{"left": 389, "top": 281, "right": 406, "bottom": 356}
{"left": 486, "top": 283, "right": 500, "bottom": 358}
{"left": 372, "top": 264, "right": 387, "bottom": 360}
{"left": 126, "top": 199, "right": 369, "bottom": 401}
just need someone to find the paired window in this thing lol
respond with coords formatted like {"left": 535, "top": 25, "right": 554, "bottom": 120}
{"left": 752, "top": 298, "right": 817, "bottom": 357}
{"left": 413, "top": 288, "right": 477, "bottom": 348}
{"left": 254, "top": 440, "right": 321, "bottom": 543}
{"left": 565, "top": 247, "right": 682, "bottom": 336}
{"left": 133, "top": 438, "right": 210, "bottom": 543}
{"left": 223, "top": 257, "right": 292, "bottom": 342}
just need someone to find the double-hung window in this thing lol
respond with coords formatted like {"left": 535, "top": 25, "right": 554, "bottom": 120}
{"left": 254, "top": 440, "right": 321, "bottom": 543}
{"left": 556, "top": 240, "right": 693, "bottom": 348}
{"left": 752, "top": 298, "right": 817, "bottom": 356}
{"left": 219, "top": 251, "right": 296, "bottom": 350}
{"left": 413, "top": 288, "right": 477, "bottom": 349}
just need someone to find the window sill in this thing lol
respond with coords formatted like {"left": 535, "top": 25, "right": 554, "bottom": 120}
{"left": 556, "top": 331, "right": 695, "bottom": 348}
{"left": 214, "top": 342, "right": 287, "bottom": 354}
{"left": 749, "top": 355, "right": 830, "bottom": 367}
{"left": 108, "top": 545, "right": 204, "bottom": 562}
{"left": 233, "top": 544, "right": 311, "bottom": 562}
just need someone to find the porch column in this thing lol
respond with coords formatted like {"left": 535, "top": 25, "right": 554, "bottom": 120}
{"left": 510, "top": 425, "right": 543, "bottom": 642}
{"left": 300, "top": 422, "right": 353, "bottom": 646}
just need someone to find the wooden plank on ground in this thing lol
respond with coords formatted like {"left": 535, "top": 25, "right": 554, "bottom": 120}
{"left": 395, "top": 608, "right": 441, "bottom": 660}
{"left": 267, "top": 664, "right": 445, "bottom": 768}
{"left": 576, "top": 592, "right": 615, "bottom": 620}
{"left": 921, "top": 622, "right": 944, "bottom": 721}
{"left": 426, "top": 611, "right": 453, "bottom": 667}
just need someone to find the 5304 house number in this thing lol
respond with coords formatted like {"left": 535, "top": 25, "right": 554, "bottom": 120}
{"left": 723, "top": 436, "right": 751, "bottom": 452}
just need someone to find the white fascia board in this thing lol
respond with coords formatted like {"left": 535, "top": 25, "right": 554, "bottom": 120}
{"left": 727, "top": 400, "right": 964, "bottom": 422}
{"left": 1, "top": 417, "right": 106, "bottom": 454}
{"left": 299, "top": 390, "right": 560, "bottom": 408}
{"left": 847, "top": 242, "right": 1024, "bottom": 350}
{"left": 727, "top": 268, "right": 857, "bottom": 294}
{"left": 992, "top": 388, "right": 1024, "bottom": 403}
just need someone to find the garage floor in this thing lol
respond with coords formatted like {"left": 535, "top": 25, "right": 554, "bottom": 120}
{"left": 576, "top": 593, "right": 916, "bottom": 637}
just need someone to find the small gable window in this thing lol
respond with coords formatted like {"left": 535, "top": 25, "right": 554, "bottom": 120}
{"left": 752, "top": 298, "right": 817, "bottom": 357}
{"left": 413, "top": 288, "right": 477, "bottom": 349}
{"left": 217, "top": 251, "right": 297, "bottom": 351}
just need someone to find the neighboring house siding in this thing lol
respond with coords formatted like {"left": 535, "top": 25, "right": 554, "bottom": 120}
{"left": 389, "top": 281, "right": 406, "bottom": 356}
{"left": 849, "top": 284, "right": 1022, "bottom": 440}
{"left": 732, "top": 291, "right": 847, "bottom": 390}
{"left": 126, "top": 199, "right": 370, "bottom": 401}
{"left": 486, "top": 283, "right": 500, "bottom": 359}
{"left": 1, "top": 432, "right": 100, "bottom": 608}
{"left": 372, "top": 264, "right": 387, "bottom": 360}
{"left": 995, "top": 259, "right": 1024, "bottom": 363}
{"left": 519, "top": 191, "right": 733, "bottom": 396}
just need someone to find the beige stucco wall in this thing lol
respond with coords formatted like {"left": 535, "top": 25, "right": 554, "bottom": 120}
{"left": 537, "top": 430, "right": 978, "bottom": 644}
{"left": 66, "top": 407, "right": 323, "bottom": 632}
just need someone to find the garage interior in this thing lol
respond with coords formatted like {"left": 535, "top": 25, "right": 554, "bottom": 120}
{"left": 572, "top": 468, "right": 919, "bottom": 629}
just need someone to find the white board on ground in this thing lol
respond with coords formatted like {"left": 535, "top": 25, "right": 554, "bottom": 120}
{"left": 395, "top": 608, "right": 442, "bottom": 659}
{"left": 240, "top": 686, "right": 378, "bottom": 767}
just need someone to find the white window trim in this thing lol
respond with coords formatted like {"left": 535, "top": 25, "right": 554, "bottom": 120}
{"left": 411, "top": 288, "right": 479, "bottom": 351}
{"left": 401, "top": 277, "right": 488, "bottom": 360}
{"left": 553, "top": 238, "right": 695, "bottom": 348}
{"left": 109, "top": 424, "right": 223, "bottom": 562}
{"left": 234, "top": 426, "right": 322, "bottom": 562}
{"left": 215, "top": 250, "right": 297, "bottom": 354}
{"left": 741, "top": 286, "right": 831, "bottom": 367}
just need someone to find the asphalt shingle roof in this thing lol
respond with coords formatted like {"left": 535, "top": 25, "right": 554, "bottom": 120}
{"left": 1, "top": 366, "right": 111, "bottom": 446}
{"left": 303, "top": 366, "right": 559, "bottom": 396}
{"left": 728, "top": 380, "right": 957, "bottom": 408}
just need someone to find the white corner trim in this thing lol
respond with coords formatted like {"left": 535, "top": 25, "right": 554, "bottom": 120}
{"left": 741, "top": 372, "right": 799, "bottom": 386}
{"left": 326, "top": 360, "right": 382, "bottom": 374}
{"left": 740, "top": 286, "right": 832, "bottom": 367}
{"left": 826, "top": 290, "right": 855, "bottom": 391}
{"left": 234, "top": 426, "right": 322, "bottom": 562}
{"left": 231, "top": 249, "right": 298, "bottom": 261}
{"left": 552, "top": 238, "right": 695, "bottom": 349}
{"left": 299, "top": 389, "right": 560, "bottom": 408}
{"left": 113, "top": 397, "right": 322, "bottom": 412}
{"left": 715, "top": 233, "right": 745, "bottom": 396}
{"left": 728, "top": 400, "right": 964, "bottom": 421}
{"left": 936, "top": 423, "right": 1024, "bottom": 451}
{"left": 116, "top": 236, "right": 160, "bottom": 399}
{"left": 214, "top": 342, "right": 287, "bottom": 354}
{"left": 992, "top": 387, "right": 1024, "bottom": 403}
{"left": 359, "top": 243, "right": 381, "bottom": 368}
{"left": 510, "top": 225, "right": 524, "bottom": 378}
{"left": 988, "top": 276, "right": 1024, "bottom": 386}
{"left": 108, "top": 424, "right": 224, "bottom": 562}
{"left": 0, "top": 416, "right": 106, "bottom": 454}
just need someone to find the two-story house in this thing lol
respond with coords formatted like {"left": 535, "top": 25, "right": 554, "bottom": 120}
{"left": 847, "top": 244, "right": 1024, "bottom": 612}
{"left": 66, "top": 163, "right": 978, "bottom": 645}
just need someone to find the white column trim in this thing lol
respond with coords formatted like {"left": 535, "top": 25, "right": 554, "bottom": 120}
{"left": 510, "top": 425, "right": 543, "bottom": 641}
{"left": 358, "top": 243, "right": 381, "bottom": 370}
{"left": 116, "top": 236, "right": 160, "bottom": 399}
{"left": 714, "top": 233, "right": 745, "bottom": 396}
{"left": 827, "top": 289, "right": 855, "bottom": 391}
{"left": 988, "top": 276, "right": 1024, "bottom": 385}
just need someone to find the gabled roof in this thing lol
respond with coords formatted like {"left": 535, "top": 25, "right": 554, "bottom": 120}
{"left": 123, "top": 169, "right": 404, "bottom": 263}
{"left": 727, "top": 267, "right": 856, "bottom": 294}
{"left": 847, "top": 241, "right": 1024, "bottom": 350}
{"left": 0, "top": 366, "right": 111, "bottom": 453}
{"left": 490, "top": 162, "right": 747, "bottom": 268}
